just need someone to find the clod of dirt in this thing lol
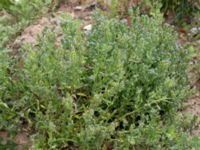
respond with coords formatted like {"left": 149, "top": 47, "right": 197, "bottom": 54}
{"left": 184, "top": 93, "right": 200, "bottom": 116}
{"left": 0, "top": 130, "right": 8, "bottom": 145}
{"left": 0, "top": 130, "right": 31, "bottom": 149}
{"left": 12, "top": 17, "right": 55, "bottom": 49}
{"left": 14, "top": 132, "right": 31, "bottom": 146}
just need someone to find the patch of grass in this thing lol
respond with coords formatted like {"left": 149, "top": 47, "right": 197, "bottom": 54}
{"left": 105, "top": 0, "right": 199, "bottom": 25}
{"left": 0, "top": 12, "right": 199, "bottom": 149}
{"left": 0, "top": 0, "right": 51, "bottom": 48}
{"left": 0, "top": 137, "right": 17, "bottom": 150}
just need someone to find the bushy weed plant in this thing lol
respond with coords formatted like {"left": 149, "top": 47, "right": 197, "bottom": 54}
{"left": 0, "top": 12, "right": 199, "bottom": 149}
{"left": 0, "top": 0, "right": 51, "bottom": 48}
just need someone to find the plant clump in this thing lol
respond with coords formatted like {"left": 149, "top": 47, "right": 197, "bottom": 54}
{"left": 0, "top": 12, "right": 199, "bottom": 149}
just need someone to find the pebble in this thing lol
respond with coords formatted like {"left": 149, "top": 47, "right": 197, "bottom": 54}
{"left": 83, "top": 24, "right": 92, "bottom": 32}
{"left": 191, "top": 27, "right": 200, "bottom": 34}
{"left": 74, "top": 6, "right": 82, "bottom": 11}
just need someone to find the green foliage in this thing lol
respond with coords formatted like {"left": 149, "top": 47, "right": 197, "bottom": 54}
{"left": 10, "top": 0, "right": 50, "bottom": 20}
{"left": 0, "top": 0, "right": 51, "bottom": 20}
{"left": 160, "top": 0, "right": 199, "bottom": 15}
{"left": 0, "top": 0, "right": 51, "bottom": 48}
{"left": 0, "top": 140, "right": 17, "bottom": 150}
{"left": 0, "top": 13, "right": 199, "bottom": 149}
{"left": 107, "top": 0, "right": 199, "bottom": 25}
{"left": 142, "top": 0, "right": 199, "bottom": 24}
{"left": 0, "top": 0, "right": 14, "bottom": 11}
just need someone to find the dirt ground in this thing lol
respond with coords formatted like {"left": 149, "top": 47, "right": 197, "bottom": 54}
{"left": 183, "top": 93, "right": 200, "bottom": 136}
{"left": 9, "top": 2, "right": 94, "bottom": 55}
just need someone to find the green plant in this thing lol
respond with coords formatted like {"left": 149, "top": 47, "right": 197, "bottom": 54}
{"left": 0, "top": 0, "right": 51, "bottom": 48}
{"left": 107, "top": 0, "right": 199, "bottom": 25}
{"left": 0, "top": 141, "right": 17, "bottom": 150}
{"left": 0, "top": 0, "right": 51, "bottom": 20}
{"left": 0, "top": 0, "right": 14, "bottom": 11}
{"left": 0, "top": 12, "right": 199, "bottom": 149}
{"left": 142, "top": 0, "right": 199, "bottom": 24}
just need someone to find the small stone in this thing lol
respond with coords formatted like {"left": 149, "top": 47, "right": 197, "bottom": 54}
{"left": 83, "top": 24, "right": 92, "bottom": 31}
{"left": 74, "top": 6, "right": 82, "bottom": 11}
{"left": 191, "top": 27, "right": 200, "bottom": 34}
